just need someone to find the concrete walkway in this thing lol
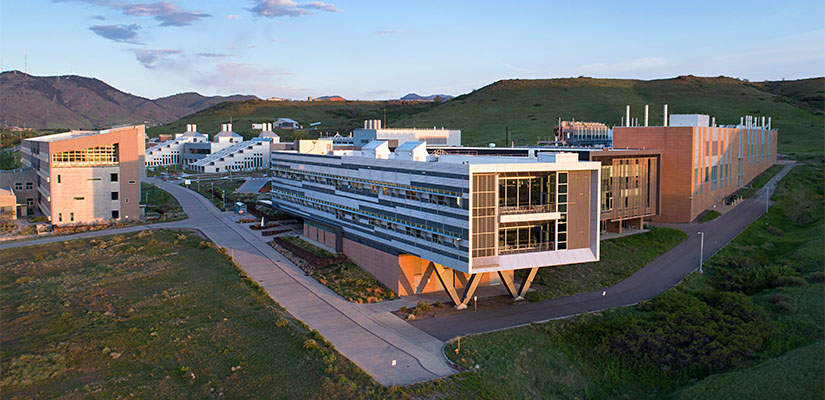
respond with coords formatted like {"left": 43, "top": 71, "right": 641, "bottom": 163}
{"left": 1, "top": 178, "right": 455, "bottom": 386}
{"left": 409, "top": 162, "right": 798, "bottom": 340}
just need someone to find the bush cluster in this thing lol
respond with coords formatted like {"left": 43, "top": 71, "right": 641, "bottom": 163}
{"left": 574, "top": 290, "right": 773, "bottom": 376}
{"left": 709, "top": 257, "right": 797, "bottom": 295}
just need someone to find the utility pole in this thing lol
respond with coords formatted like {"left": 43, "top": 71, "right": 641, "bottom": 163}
{"left": 698, "top": 232, "right": 704, "bottom": 273}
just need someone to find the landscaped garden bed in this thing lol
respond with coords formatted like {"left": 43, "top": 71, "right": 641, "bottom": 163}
{"left": 270, "top": 236, "right": 396, "bottom": 303}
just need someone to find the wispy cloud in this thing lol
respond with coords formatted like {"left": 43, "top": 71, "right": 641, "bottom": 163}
{"left": 375, "top": 29, "right": 406, "bottom": 35}
{"left": 90, "top": 15, "right": 108, "bottom": 20}
{"left": 89, "top": 23, "right": 141, "bottom": 43}
{"left": 130, "top": 48, "right": 182, "bottom": 68}
{"left": 55, "top": 0, "right": 210, "bottom": 26}
{"left": 121, "top": 2, "right": 210, "bottom": 26}
{"left": 192, "top": 61, "right": 295, "bottom": 94}
{"left": 246, "top": 0, "right": 340, "bottom": 18}
{"left": 227, "top": 14, "right": 240, "bottom": 20}
{"left": 197, "top": 52, "right": 226, "bottom": 58}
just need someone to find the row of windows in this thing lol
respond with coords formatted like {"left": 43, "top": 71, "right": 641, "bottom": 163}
{"left": 52, "top": 144, "right": 118, "bottom": 167}
{"left": 272, "top": 167, "right": 463, "bottom": 208}
{"left": 13, "top": 182, "right": 34, "bottom": 191}
{"left": 270, "top": 165, "right": 463, "bottom": 197}
{"left": 57, "top": 210, "right": 120, "bottom": 222}
{"left": 56, "top": 173, "right": 118, "bottom": 184}
{"left": 270, "top": 188, "right": 462, "bottom": 246}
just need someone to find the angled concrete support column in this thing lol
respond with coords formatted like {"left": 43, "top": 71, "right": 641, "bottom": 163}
{"left": 430, "top": 262, "right": 461, "bottom": 307}
{"left": 498, "top": 270, "right": 521, "bottom": 300}
{"left": 456, "top": 273, "right": 482, "bottom": 310}
{"left": 518, "top": 267, "right": 539, "bottom": 298}
{"left": 416, "top": 262, "right": 436, "bottom": 294}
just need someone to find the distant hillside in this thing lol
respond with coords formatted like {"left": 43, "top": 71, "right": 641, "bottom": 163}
{"left": 400, "top": 93, "right": 454, "bottom": 101}
{"left": 152, "top": 92, "right": 258, "bottom": 120}
{"left": 754, "top": 77, "right": 824, "bottom": 115}
{"left": 147, "top": 99, "right": 438, "bottom": 139}
{"left": 0, "top": 71, "right": 257, "bottom": 130}
{"left": 314, "top": 95, "right": 346, "bottom": 101}
{"left": 392, "top": 75, "right": 824, "bottom": 158}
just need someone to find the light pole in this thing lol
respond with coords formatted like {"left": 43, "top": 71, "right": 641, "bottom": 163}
{"left": 698, "top": 231, "right": 705, "bottom": 273}
{"left": 222, "top": 190, "right": 226, "bottom": 210}
{"left": 211, "top": 182, "right": 214, "bottom": 202}
{"left": 765, "top": 183, "right": 772, "bottom": 214}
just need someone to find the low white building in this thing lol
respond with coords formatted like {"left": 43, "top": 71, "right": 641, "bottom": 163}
{"left": 189, "top": 129, "right": 279, "bottom": 173}
{"left": 353, "top": 119, "right": 461, "bottom": 147}
{"left": 274, "top": 118, "right": 299, "bottom": 129}
{"left": 146, "top": 124, "right": 208, "bottom": 167}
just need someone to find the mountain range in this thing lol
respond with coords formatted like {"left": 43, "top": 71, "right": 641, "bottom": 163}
{"left": 400, "top": 93, "right": 453, "bottom": 101}
{"left": 0, "top": 71, "right": 257, "bottom": 130}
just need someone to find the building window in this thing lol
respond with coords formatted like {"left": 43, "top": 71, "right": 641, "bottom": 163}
{"left": 128, "top": 180, "right": 136, "bottom": 184}
{"left": 110, "top": 173, "right": 119, "bottom": 182}
{"left": 58, "top": 175, "right": 62, "bottom": 184}
{"left": 51, "top": 144, "right": 119, "bottom": 167}
{"left": 14, "top": 182, "right": 22, "bottom": 191}
{"left": 111, "top": 192, "right": 119, "bottom": 200}
{"left": 73, "top": 196, "right": 85, "bottom": 200}
{"left": 112, "top": 210, "right": 119, "bottom": 219}
{"left": 58, "top": 213, "right": 62, "bottom": 222}
{"left": 70, "top": 212, "right": 74, "bottom": 222}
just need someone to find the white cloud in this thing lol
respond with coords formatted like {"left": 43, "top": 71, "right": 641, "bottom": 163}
{"left": 246, "top": 0, "right": 340, "bottom": 18}
{"left": 227, "top": 14, "right": 240, "bottom": 20}
{"left": 375, "top": 29, "right": 406, "bottom": 35}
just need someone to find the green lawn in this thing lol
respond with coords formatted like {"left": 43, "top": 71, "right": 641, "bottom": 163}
{"left": 185, "top": 178, "right": 248, "bottom": 211}
{"left": 0, "top": 230, "right": 391, "bottom": 398}
{"left": 524, "top": 227, "right": 687, "bottom": 302}
{"left": 142, "top": 183, "right": 187, "bottom": 222}
{"left": 670, "top": 340, "right": 824, "bottom": 400}
{"left": 739, "top": 164, "right": 785, "bottom": 199}
{"left": 439, "top": 162, "right": 823, "bottom": 399}
{"left": 698, "top": 210, "right": 721, "bottom": 223}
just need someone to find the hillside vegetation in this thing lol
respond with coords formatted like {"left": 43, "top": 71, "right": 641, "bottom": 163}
{"left": 395, "top": 76, "right": 824, "bottom": 157}
{"left": 155, "top": 75, "right": 824, "bottom": 159}
{"left": 0, "top": 71, "right": 256, "bottom": 130}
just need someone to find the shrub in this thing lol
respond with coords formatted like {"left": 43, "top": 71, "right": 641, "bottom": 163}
{"left": 766, "top": 225, "right": 784, "bottom": 236}
{"left": 303, "top": 339, "right": 319, "bottom": 350}
{"left": 399, "top": 305, "right": 407, "bottom": 313}
{"left": 574, "top": 290, "right": 772, "bottom": 376}
{"left": 774, "top": 300, "right": 798, "bottom": 315}
{"left": 275, "top": 318, "right": 289, "bottom": 328}
{"left": 810, "top": 271, "right": 825, "bottom": 283}
{"left": 710, "top": 258, "right": 796, "bottom": 295}
{"left": 198, "top": 241, "right": 211, "bottom": 249}
{"left": 772, "top": 276, "right": 807, "bottom": 287}
{"left": 769, "top": 293, "right": 793, "bottom": 304}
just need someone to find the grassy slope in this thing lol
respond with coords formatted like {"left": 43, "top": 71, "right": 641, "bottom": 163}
{"left": 525, "top": 227, "right": 686, "bottom": 302}
{"left": 669, "top": 340, "right": 824, "bottom": 400}
{"left": 440, "top": 163, "right": 823, "bottom": 399}
{"left": 0, "top": 230, "right": 390, "bottom": 398}
{"left": 754, "top": 77, "right": 824, "bottom": 116}
{"left": 392, "top": 76, "right": 824, "bottom": 158}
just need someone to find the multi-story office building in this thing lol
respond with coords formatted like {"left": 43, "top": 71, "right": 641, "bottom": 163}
{"left": 613, "top": 114, "right": 777, "bottom": 222}
{"left": 146, "top": 124, "right": 209, "bottom": 167}
{"left": 0, "top": 167, "right": 38, "bottom": 218}
{"left": 429, "top": 146, "right": 661, "bottom": 233}
{"left": 265, "top": 141, "right": 601, "bottom": 307}
{"left": 21, "top": 125, "right": 145, "bottom": 225}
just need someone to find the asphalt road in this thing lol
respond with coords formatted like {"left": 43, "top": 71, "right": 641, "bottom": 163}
{"left": 410, "top": 163, "right": 796, "bottom": 341}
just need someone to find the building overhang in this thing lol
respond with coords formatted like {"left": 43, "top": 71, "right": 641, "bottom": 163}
{"left": 469, "top": 248, "right": 598, "bottom": 274}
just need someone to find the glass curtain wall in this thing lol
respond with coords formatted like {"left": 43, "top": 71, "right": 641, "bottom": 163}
{"left": 498, "top": 173, "right": 556, "bottom": 214}
{"left": 498, "top": 223, "right": 555, "bottom": 254}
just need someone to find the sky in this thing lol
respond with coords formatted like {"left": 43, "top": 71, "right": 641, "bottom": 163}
{"left": 1, "top": 0, "right": 823, "bottom": 100}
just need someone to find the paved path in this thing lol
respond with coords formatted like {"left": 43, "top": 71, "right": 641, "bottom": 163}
{"left": 409, "top": 162, "right": 798, "bottom": 341}
{"left": 1, "top": 178, "right": 454, "bottom": 386}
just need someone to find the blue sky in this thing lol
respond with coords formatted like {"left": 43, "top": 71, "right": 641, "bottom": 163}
{"left": 1, "top": 0, "right": 823, "bottom": 100}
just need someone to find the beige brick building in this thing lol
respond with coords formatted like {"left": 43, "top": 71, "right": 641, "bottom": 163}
{"left": 21, "top": 125, "right": 145, "bottom": 226}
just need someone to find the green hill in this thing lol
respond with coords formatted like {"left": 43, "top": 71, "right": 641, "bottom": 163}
{"left": 154, "top": 75, "right": 823, "bottom": 158}
{"left": 393, "top": 75, "right": 824, "bottom": 158}
{"left": 147, "top": 99, "right": 437, "bottom": 140}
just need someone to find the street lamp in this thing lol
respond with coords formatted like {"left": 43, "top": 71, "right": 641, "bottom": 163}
{"left": 765, "top": 183, "right": 772, "bottom": 214}
{"left": 697, "top": 231, "right": 705, "bottom": 273}
{"left": 222, "top": 190, "right": 226, "bottom": 210}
